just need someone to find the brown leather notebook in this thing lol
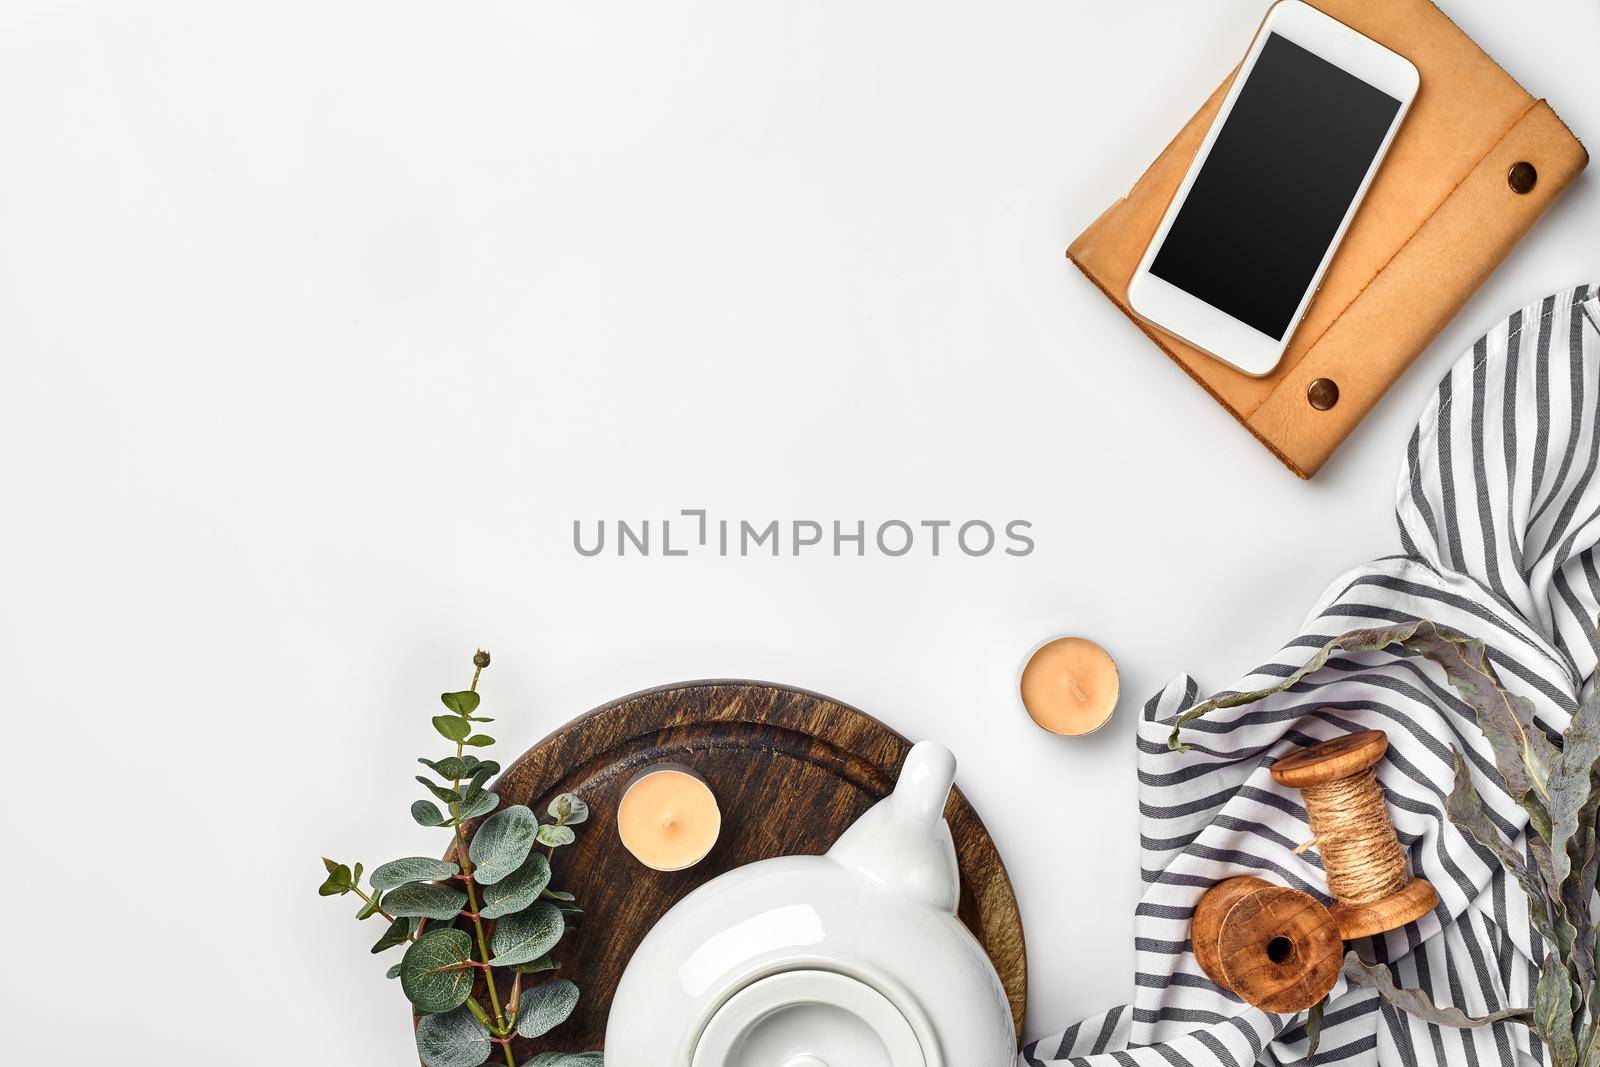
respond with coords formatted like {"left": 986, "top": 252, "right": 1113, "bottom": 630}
{"left": 1069, "top": 0, "right": 1587, "bottom": 479}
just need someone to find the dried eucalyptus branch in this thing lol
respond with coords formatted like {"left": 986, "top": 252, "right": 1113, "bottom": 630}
{"left": 1173, "top": 620, "right": 1600, "bottom": 1067}
{"left": 319, "top": 650, "right": 600, "bottom": 1067}
{"left": 1341, "top": 951, "right": 1535, "bottom": 1027}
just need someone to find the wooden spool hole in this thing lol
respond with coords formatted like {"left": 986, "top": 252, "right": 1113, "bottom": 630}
{"left": 1191, "top": 875, "right": 1342, "bottom": 1014}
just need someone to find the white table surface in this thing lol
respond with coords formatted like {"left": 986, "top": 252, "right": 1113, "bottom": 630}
{"left": 3, "top": 1, "right": 1597, "bottom": 1060}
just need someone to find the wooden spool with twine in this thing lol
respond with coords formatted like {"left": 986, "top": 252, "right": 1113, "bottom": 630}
{"left": 1270, "top": 729, "right": 1438, "bottom": 940}
{"left": 1191, "top": 875, "right": 1343, "bottom": 1013}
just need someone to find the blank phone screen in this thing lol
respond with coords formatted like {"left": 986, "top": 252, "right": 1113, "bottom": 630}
{"left": 1148, "top": 33, "right": 1401, "bottom": 341}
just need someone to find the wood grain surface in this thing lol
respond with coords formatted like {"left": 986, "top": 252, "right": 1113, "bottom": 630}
{"left": 485, "top": 679, "right": 1027, "bottom": 1058}
{"left": 1190, "top": 875, "right": 1341, "bottom": 1014}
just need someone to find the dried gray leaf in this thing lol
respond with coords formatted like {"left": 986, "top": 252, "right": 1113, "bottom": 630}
{"left": 1171, "top": 622, "right": 1558, "bottom": 818}
{"left": 1168, "top": 623, "right": 1432, "bottom": 750}
{"left": 1342, "top": 952, "right": 1532, "bottom": 1028}
{"left": 1550, "top": 685, "right": 1600, "bottom": 887}
{"left": 1302, "top": 997, "right": 1326, "bottom": 1063}
{"left": 1561, "top": 780, "right": 1600, "bottom": 992}
{"left": 1445, "top": 747, "right": 1555, "bottom": 943}
{"left": 1533, "top": 952, "right": 1578, "bottom": 1067}
{"left": 1400, "top": 625, "right": 1554, "bottom": 805}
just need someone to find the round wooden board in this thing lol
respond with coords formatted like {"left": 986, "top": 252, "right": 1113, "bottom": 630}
{"left": 490, "top": 680, "right": 1027, "bottom": 1058}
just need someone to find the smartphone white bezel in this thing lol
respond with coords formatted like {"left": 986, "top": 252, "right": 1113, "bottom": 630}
{"left": 1125, "top": 0, "right": 1419, "bottom": 378}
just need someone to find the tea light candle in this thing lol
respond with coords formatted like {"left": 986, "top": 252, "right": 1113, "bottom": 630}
{"left": 1020, "top": 636, "right": 1119, "bottom": 735}
{"left": 617, "top": 765, "right": 722, "bottom": 871}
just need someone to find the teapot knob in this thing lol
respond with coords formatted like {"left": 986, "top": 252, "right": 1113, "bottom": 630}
{"left": 827, "top": 740, "right": 961, "bottom": 912}
{"left": 892, "top": 741, "right": 958, "bottom": 827}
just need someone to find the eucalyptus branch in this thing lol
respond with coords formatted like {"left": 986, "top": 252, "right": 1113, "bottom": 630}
{"left": 318, "top": 649, "right": 595, "bottom": 1067}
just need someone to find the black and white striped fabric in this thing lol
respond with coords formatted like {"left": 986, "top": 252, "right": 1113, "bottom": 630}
{"left": 1024, "top": 284, "right": 1600, "bottom": 1067}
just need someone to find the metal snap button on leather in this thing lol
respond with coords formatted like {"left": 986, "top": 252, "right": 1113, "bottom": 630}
{"left": 1307, "top": 378, "right": 1339, "bottom": 411}
{"left": 1508, "top": 161, "right": 1538, "bottom": 195}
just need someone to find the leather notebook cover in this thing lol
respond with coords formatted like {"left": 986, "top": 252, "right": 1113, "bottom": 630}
{"left": 1069, "top": 0, "right": 1587, "bottom": 479}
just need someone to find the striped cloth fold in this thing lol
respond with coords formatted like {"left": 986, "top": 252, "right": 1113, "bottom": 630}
{"left": 1024, "top": 284, "right": 1600, "bottom": 1067}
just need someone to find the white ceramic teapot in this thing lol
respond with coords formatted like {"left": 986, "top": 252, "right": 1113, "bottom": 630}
{"left": 605, "top": 741, "right": 1017, "bottom": 1067}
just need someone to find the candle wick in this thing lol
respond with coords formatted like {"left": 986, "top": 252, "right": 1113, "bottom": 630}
{"left": 1065, "top": 672, "right": 1088, "bottom": 704}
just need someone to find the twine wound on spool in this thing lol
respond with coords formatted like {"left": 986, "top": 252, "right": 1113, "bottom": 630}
{"left": 1271, "top": 729, "right": 1438, "bottom": 940}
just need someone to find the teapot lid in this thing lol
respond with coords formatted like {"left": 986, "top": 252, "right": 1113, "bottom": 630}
{"left": 690, "top": 970, "right": 927, "bottom": 1067}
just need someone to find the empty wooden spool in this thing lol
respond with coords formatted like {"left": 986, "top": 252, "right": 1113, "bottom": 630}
{"left": 1191, "top": 875, "right": 1342, "bottom": 1013}
{"left": 1270, "top": 730, "right": 1438, "bottom": 940}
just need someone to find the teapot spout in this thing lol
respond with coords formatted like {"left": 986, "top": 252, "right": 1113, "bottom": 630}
{"left": 828, "top": 741, "right": 962, "bottom": 913}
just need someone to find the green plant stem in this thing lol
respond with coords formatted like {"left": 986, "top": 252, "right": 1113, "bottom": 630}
{"left": 351, "top": 884, "right": 401, "bottom": 927}
{"left": 451, "top": 662, "right": 514, "bottom": 1066}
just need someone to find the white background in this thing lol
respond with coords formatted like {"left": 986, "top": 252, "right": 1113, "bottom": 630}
{"left": 3, "top": 1, "right": 1597, "bottom": 1061}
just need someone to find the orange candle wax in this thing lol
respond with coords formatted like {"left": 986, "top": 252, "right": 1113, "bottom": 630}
{"left": 616, "top": 765, "right": 722, "bottom": 871}
{"left": 1020, "top": 636, "right": 1119, "bottom": 736}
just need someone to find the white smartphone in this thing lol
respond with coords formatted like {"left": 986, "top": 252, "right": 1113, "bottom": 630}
{"left": 1127, "top": 1, "right": 1419, "bottom": 377}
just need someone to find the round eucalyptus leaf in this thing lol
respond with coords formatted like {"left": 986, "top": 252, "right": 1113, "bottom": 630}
{"left": 385, "top": 962, "right": 402, "bottom": 979}
{"left": 355, "top": 891, "right": 382, "bottom": 921}
{"left": 419, "top": 756, "right": 468, "bottom": 781}
{"left": 488, "top": 901, "right": 564, "bottom": 967}
{"left": 469, "top": 805, "right": 538, "bottom": 884}
{"left": 536, "top": 824, "right": 576, "bottom": 849}
{"left": 386, "top": 882, "right": 468, "bottom": 921}
{"left": 371, "top": 857, "right": 461, "bottom": 892}
{"left": 525, "top": 1054, "right": 604, "bottom": 1067}
{"left": 399, "top": 928, "right": 476, "bottom": 1014}
{"left": 440, "top": 690, "right": 481, "bottom": 716}
{"left": 412, "top": 800, "right": 450, "bottom": 827}
{"left": 461, "top": 734, "right": 495, "bottom": 748}
{"left": 460, "top": 790, "right": 499, "bottom": 820}
{"left": 416, "top": 776, "right": 462, "bottom": 805}
{"left": 415, "top": 1006, "right": 492, "bottom": 1067}
{"left": 433, "top": 715, "right": 472, "bottom": 742}
{"left": 548, "top": 794, "right": 589, "bottom": 826}
{"left": 514, "top": 979, "right": 580, "bottom": 1039}
{"left": 479, "top": 852, "right": 552, "bottom": 920}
